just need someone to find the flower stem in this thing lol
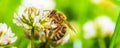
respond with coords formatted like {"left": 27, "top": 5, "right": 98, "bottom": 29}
{"left": 31, "top": 26, "right": 35, "bottom": 48}
{"left": 31, "top": 36, "right": 35, "bottom": 48}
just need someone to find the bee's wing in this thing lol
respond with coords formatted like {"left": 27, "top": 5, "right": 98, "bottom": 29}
{"left": 64, "top": 20, "right": 76, "bottom": 33}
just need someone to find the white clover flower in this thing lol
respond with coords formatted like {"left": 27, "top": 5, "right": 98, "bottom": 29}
{"left": 83, "top": 16, "right": 115, "bottom": 39}
{"left": 18, "top": 0, "right": 55, "bottom": 27}
{"left": 0, "top": 23, "right": 17, "bottom": 45}
{"left": 95, "top": 16, "right": 115, "bottom": 35}
{"left": 13, "top": 6, "right": 43, "bottom": 29}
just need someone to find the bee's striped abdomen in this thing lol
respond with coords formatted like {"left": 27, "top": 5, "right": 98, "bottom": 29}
{"left": 52, "top": 24, "right": 67, "bottom": 41}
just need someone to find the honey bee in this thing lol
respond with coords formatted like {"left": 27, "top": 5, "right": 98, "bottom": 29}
{"left": 46, "top": 10, "right": 75, "bottom": 41}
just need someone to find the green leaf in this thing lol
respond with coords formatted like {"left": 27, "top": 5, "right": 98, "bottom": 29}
{"left": 109, "top": 13, "right": 120, "bottom": 48}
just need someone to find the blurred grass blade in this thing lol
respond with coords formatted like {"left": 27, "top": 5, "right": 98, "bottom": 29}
{"left": 109, "top": 13, "right": 120, "bottom": 48}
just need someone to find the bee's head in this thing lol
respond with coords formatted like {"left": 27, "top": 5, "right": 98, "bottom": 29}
{"left": 48, "top": 10, "right": 57, "bottom": 18}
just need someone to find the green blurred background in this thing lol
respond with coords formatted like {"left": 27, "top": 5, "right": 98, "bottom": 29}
{"left": 0, "top": 0, "right": 120, "bottom": 48}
